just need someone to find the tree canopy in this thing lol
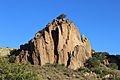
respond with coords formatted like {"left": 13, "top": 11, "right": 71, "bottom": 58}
{"left": 57, "top": 14, "right": 66, "bottom": 19}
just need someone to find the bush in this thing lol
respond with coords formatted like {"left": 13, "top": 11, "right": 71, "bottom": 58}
{"left": 78, "top": 67, "right": 91, "bottom": 73}
{"left": 0, "top": 57, "right": 39, "bottom": 80}
{"left": 9, "top": 56, "right": 16, "bottom": 63}
{"left": 86, "top": 57, "right": 101, "bottom": 68}
{"left": 107, "top": 63, "right": 118, "bottom": 70}
{"left": 90, "top": 67, "right": 112, "bottom": 77}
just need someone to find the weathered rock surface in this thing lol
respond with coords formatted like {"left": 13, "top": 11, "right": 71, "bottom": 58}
{"left": 14, "top": 17, "right": 92, "bottom": 70}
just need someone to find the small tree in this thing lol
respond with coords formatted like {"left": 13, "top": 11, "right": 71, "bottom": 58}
{"left": 57, "top": 14, "right": 66, "bottom": 19}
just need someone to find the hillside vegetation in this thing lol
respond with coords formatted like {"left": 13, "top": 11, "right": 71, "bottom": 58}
{"left": 0, "top": 48, "right": 120, "bottom": 80}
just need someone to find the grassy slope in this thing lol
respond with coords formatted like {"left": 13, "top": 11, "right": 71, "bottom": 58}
{"left": 0, "top": 57, "right": 120, "bottom": 80}
{"left": 0, "top": 48, "right": 120, "bottom": 80}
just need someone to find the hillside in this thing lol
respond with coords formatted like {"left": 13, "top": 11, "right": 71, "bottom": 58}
{"left": 0, "top": 50, "right": 120, "bottom": 80}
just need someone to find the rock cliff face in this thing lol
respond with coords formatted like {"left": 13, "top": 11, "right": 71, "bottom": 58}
{"left": 15, "top": 17, "right": 91, "bottom": 70}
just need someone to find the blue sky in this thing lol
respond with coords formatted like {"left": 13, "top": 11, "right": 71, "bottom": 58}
{"left": 0, "top": 0, "right": 120, "bottom": 54}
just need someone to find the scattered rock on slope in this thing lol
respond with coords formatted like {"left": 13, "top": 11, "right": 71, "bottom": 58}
{"left": 14, "top": 15, "right": 92, "bottom": 70}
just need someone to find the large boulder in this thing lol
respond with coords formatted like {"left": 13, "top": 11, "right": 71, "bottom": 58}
{"left": 14, "top": 17, "right": 92, "bottom": 70}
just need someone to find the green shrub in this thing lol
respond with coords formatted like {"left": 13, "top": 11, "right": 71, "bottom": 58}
{"left": 78, "top": 67, "right": 91, "bottom": 73}
{"left": 90, "top": 67, "right": 103, "bottom": 74}
{"left": 90, "top": 67, "right": 112, "bottom": 77}
{"left": 107, "top": 63, "right": 118, "bottom": 70}
{"left": 0, "top": 57, "right": 39, "bottom": 80}
{"left": 9, "top": 56, "right": 16, "bottom": 63}
{"left": 86, "top": 57, "right": 101, "bottom": 68}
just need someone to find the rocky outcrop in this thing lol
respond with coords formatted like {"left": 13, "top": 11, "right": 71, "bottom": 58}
{"left": 81, "top": 34, "right": 91, "bottom": 57}
{"left": 0, "top": 48, "right": 16, "bottom": 57}
{"left": 14, "top": 17, "right": 92, "bottom": 70}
